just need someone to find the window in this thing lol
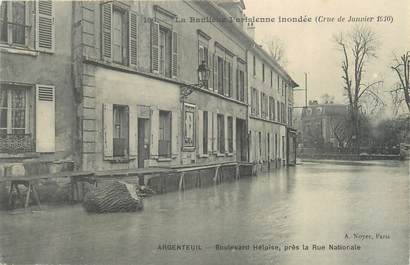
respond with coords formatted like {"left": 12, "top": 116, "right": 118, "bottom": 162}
{"left": 198, "top": 42, "right": 209, "bottom": 88}
{"left": 226, "top": 60, "right": 232, "bottom": 97}
{"left": 288, "top": 107, "right": 292, "bottom": 127}
{"left": 237, "top": 68, "right": 245, "bottom": 102}
{"left": 277, "top": 102, "right": 280, "bottom": 122}
{"left": 269, "top": 96, "right": 274, "bottom": 120}
{"left": 261, "top": 92, "right": 266, "bottom": 119}
{"left": 102, "top": 2, "right": 137, "bottom": 66}
{"left": 217, "top": 56, "right": 224, "bottom": 95}
{"left": 253, "top": 55, "right": 256, "bottom": 76}
{"left": 0, "top": 1, "right": 27, "bottom": 45}
{"left": 262, "top": 63, "right": 265, "bottom": 82}
{"left": 0, "top": 84, "right": 34, "bottom": 153}
{"left": 112, "top": 8, "right": 128, "bottom": 64}
{"left": 270, "top": 70, "right": 273, "bottom": 87}
{"left": 113, "top": 105, "right": 129, "bottom": 157}
{"left": 227, "top": 116, "right": 233, "bottom": 153}
{"left": 159, "top": 27, "right": 172, "bottom": 77}
{"left": 282, "top": 102, "right": 286, "bottom": 123}
{"left": 258, "top": 132, "right": 262, "bottom": 158}
{"left": 159, "top": 110, "right": 172, "bottom": 158}
{"left": 203, "top": 111, "right": 208, "bottom": 154}
{"left": 251, "top": 88, "right": 259, "bottom": 116}
{"left": 217, "top": 114, "right": 224, "bottom": 153}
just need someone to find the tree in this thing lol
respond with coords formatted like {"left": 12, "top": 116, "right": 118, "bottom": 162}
{"left": 264, "top": 36, "right": 287, "bottom": 66}
{"left": 334, "top": 25, "right": 383, "bottom": 154}
{"left": 319, "top": 93, "right": 335, "bottom": 104}
{"left": 390, "top": 52, "right": 410, "bottom": 113}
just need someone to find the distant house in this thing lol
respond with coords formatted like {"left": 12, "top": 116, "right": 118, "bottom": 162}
{"left": 301, "top": 101, "right": 348, "bottom": 149}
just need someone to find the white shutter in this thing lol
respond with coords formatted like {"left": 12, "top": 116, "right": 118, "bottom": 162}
{"left": 212, "top": 112, "right": 217, "bottom": 153}
{"left": 171, "top": 31, "right": 178, "bottom": 78}
{"left": 35, "top": 85, "right": 55, "bottom": 152}
{"left": 103, "top": 103, "right": 113, "bottom": 159}
{"left": 129, "top": 105, "right": 138, "bottom": 159}
{"left": 213, "top": 54, "right": 217, "bottom": 92}
{"left": 151, "top": 22, "right": 160, "bottom": 73}
{"left": 35, "top": 0, "right": 55, "bottom": 52}
{"left": 101, "top": 2, "right": 112, "bottom": 61}
{"left": 198, "top": 109, "right": 203, "bottom": 155}
{"left": 171, "top": 111, "right": 178, "bottom": 157}
{"left": 207, "top": 111, "right": 212, "bottom": 154}
{"left": 128, "top": 11, "right": 138, "bottom": 67}
{"left": 224, "top": 115, "right": 228, "bottom": 153}
{"left": 150, "top": 108, "right": 159, "bottom": 158}
{"left": 232, "top": 117, "right": 236, "bottom": 154}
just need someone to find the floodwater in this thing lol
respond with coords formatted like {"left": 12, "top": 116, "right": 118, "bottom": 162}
{"left": 0, "top": 160, "right": 408, "bottom": 265}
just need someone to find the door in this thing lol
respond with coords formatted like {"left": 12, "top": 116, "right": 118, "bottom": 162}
{"left": 236, "top": 118, "right": 247, "bottom": 161}
{"left": 138, "top": 118, "right": 150, "bottom": 168}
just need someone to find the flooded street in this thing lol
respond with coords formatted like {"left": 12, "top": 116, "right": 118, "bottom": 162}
{"left": 0, "top": 160, "right": 408, "bottom": 265}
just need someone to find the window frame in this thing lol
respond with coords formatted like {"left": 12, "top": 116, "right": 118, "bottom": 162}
{"left": 158, "top": 110, "right": 172, "bottom": 158}
{"left": 0, "top": 83, "right": 35, "bottom": 153}
{"left": 0, "top": 1, "right": 30, "bottom": 47}
{"left": 112, "top": 104, "right": 129, "bottom": 158}
{"left": 217, "top": 113, "right": 225, "bottom": 154}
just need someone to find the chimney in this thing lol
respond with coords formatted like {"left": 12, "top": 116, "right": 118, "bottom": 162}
{"left": 247, "top": 21, "right": 255, "bottom": 39}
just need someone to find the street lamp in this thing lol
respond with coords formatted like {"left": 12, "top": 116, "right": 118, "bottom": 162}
{"left": 181, "top": 61, "right": 210, "bottom": 99}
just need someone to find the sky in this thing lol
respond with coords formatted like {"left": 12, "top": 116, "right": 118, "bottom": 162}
{"left": 244, "top": 0, "right": 410, "bottom": 113}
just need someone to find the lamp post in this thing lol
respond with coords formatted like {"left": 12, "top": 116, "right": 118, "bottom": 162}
{"left": 180, "top": 60, "right": 210, "bottom": 99}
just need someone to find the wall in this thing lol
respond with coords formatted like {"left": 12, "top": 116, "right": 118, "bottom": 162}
{"left": 0, "top": 1, "right": 77, "bottom": 170}
{"left": 247, "top": 48, "right": 291, "bottom": 168}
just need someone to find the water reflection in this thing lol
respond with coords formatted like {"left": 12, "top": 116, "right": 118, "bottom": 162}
{"left": 0, "top": 160, "right": 408, "bottom": 265}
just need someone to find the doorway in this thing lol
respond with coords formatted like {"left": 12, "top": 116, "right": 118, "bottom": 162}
{"left": 138, "top": 118, "right": 150, "bottom": 168}
{"left": 236, "top": 118, "right": 247, "bottom": 161}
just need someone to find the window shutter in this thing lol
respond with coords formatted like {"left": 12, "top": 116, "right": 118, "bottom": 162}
{"left": 207, "top": 111, "right": 212, "bottom": 154}
{"left": 150, "top": 108, "right": 159, "bottom": 158}
{"left": 223, "top": 60, "right": 228, "bottom": 96}
{"left": 230, "top": 63, "right": 233, "bottom": 97}
{"left": 171, "top": 111, "right": 178, "bottom": 157}
{"left": 212, "top": 112, "right": 217, "bottom": 153}
{"left": 150, "top": 22, "right": 159, "bottom": 73}
{"left": 224, "top": 115, "right": 228, "bottom": 153}
{"left": 236, "top": 68, "right": 239, "bottom": 100}
{"left": 128, "top": 11, "right": 138, "bottom": 68}
{"left": 35, "top": 85, "right": 55, "bottom": 153}
{"left": 101, "top": 2, "right": 112, "bottom": 61}
{"left": 197, "top": 109, "right": 203, "bottom": 155}
{"left": 232, "top": 117, "right": 236, "bottom": 154}
{"left": 35, "top": 0, "right": 55, "bottom": 52}
{"left": 213, "top": 54, "right": 217, "bottom": 92}
{"left": 171, "top": 31, "right": 178, "bottom": 78}
{"left": 103, "top": 103, "right": 113, "bottom": 159}
{"left": 128, "top": 105, "right": 138, "bottom": 158}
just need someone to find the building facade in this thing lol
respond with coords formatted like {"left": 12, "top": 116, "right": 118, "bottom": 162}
{"left": 0, "top": 0, "right": 298, "bottom": 175}
{"left": 301, "top": 101, "right": 348, "bottom": 150}
{"left": 0, "top": 1, "right": 77, "bottom": 175}
{"left": 247, "top": 44, "right": 298, "bottom": 170}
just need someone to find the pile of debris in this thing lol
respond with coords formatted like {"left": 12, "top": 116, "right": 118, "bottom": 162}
{"left": 82, "top": 181, "right": 154, "bottom": 213}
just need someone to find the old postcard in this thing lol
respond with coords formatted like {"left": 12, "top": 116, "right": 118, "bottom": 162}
{"left": 0, "top": 0, "right": 409, "bottom": 264}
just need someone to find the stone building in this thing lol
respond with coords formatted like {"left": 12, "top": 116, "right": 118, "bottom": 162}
{"left": 247, "top": 44, "right": 298, "bottom": 170}
{"left": 0, "top": 1, "right": 76, "bottom": 175}
{"left": 0, "top": 0, "right": 298, "bottom": 175}
{"left": 301, "top": 101, "right": 348, "bottom": 150}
